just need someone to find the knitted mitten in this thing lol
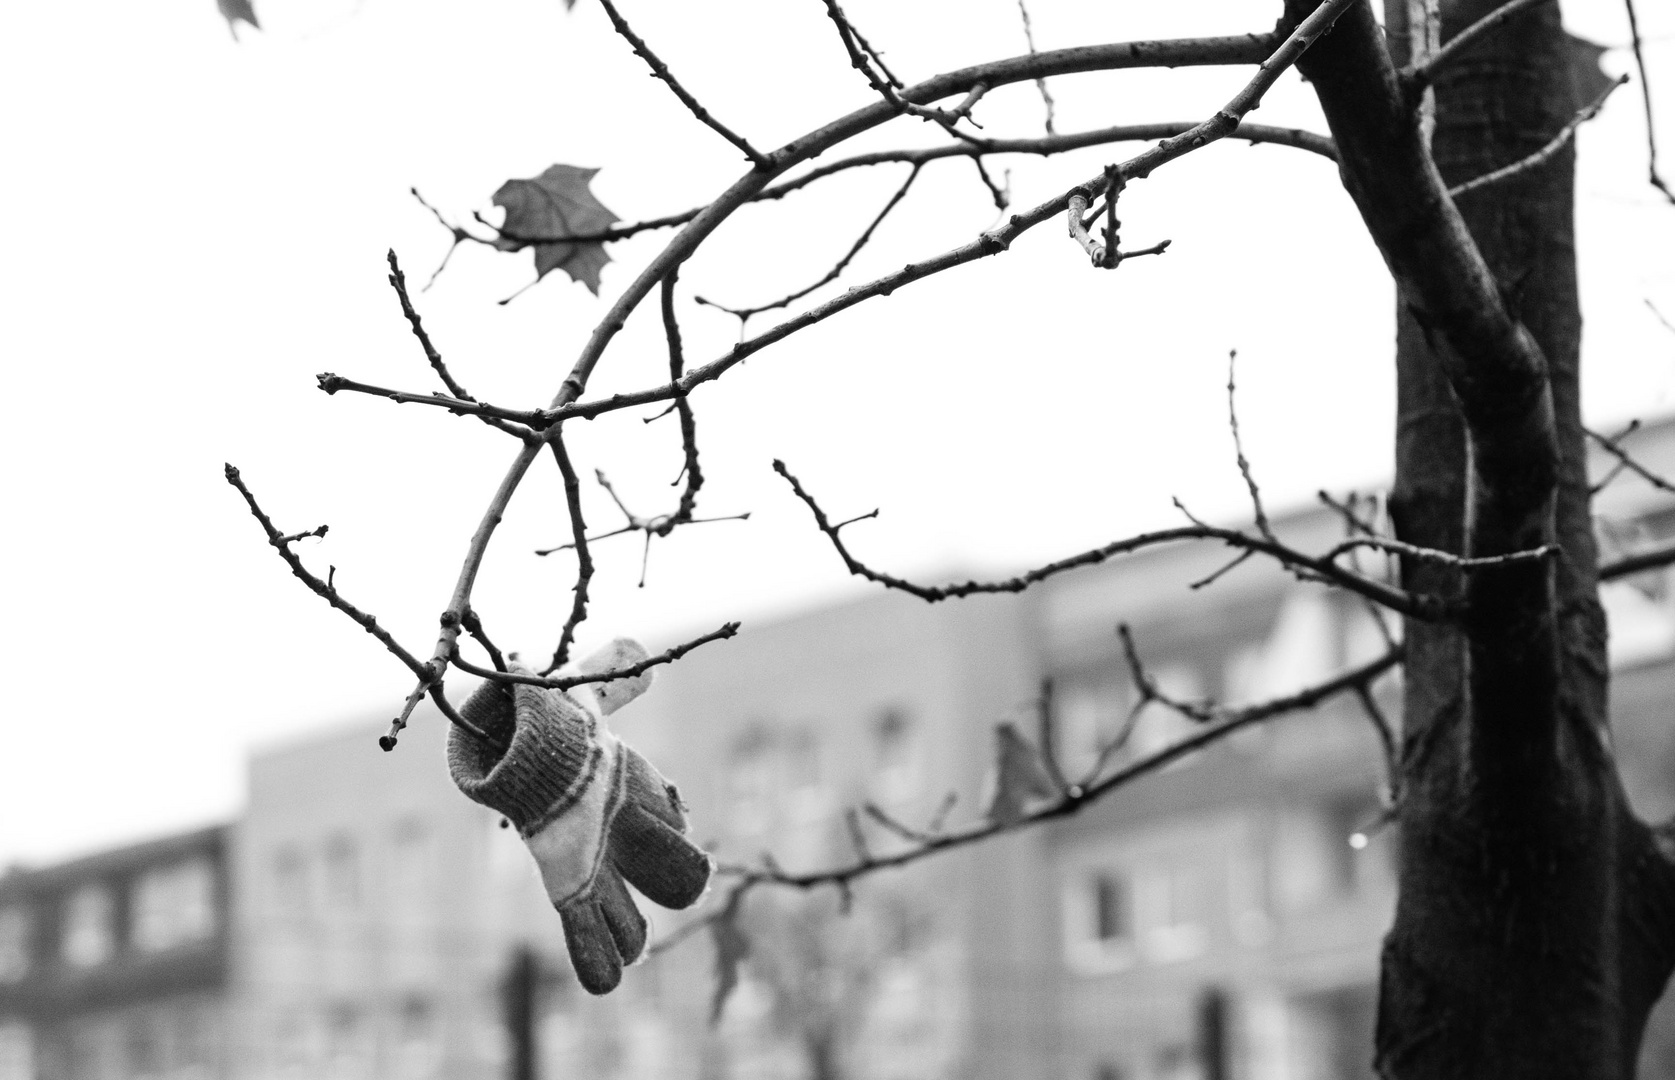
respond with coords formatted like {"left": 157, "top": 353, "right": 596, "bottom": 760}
{"left": 448, "top": 641, "right": 711, "bottom": 994}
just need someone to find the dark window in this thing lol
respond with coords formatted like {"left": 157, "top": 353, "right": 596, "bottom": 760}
{"left": 1093, "top": 873, "right": 1130, "bottom": 942}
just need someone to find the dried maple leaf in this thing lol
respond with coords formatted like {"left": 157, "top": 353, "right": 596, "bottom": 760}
{"left": 492, "top": 164, "right": 618, "bottom": 296}
{"left": 984, "top": 723, "right": 1059, "bottom": 825}
{"left": 217, "top": 0, "right": 259, "bottom": 37}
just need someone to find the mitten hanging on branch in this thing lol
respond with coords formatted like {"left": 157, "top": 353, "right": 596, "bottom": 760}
{"left": 449, "top": 638, "right": 711, "bottom": 994}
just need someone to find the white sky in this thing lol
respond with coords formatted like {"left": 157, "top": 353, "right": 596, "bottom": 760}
{"left": 1, "top": 0, "right": 1670, "bottom": 866}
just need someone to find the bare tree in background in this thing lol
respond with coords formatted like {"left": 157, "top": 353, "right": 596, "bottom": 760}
{"left": 227, "top": 1, "right": 1675, "bottom": 1076}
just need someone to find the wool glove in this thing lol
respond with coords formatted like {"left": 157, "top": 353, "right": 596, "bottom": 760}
{"left": 448, "top": 640, "right": 711, "bottom": 994}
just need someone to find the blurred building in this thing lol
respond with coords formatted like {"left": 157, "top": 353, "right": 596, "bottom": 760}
{"left": 7, "top": 424, "right": 1675, "bottom": 1080}
{"left": 0, "top": 825, "right": 233, "bottom": 1080}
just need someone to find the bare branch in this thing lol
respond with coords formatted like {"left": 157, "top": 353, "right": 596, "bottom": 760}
{"left": 545, "top": 432, "right": 595, "bottom": 674}
{"left": 316, "top": 373, "right": 544, "bottom": 436}
{"left": 696, "top": 164, "right": 923, "bottom": 322}
{"left": 386, "top": 249, "right": 520, "bottom": 436}
{"left": 1449, "top": 75, "right": 1628, "bottom": 199}
{"left": 551, "top": 21, "right": 1348, "bottom": 428}
{"left": 1406, "top": 0, "right": 1551, "bottom": 90}
{"left": 1603, "top": 541, "right": 1675, "bottom": 580}
{"left": 689, "top": 643, "right": 1400, "bottom": 911}
{"left": 223, "top": 464, "right": 496, "bottom": 748}
{"left": 1354, "top": 682, "right": 1402, "bottom": 806}
{"left": 772, "top": 458, "right": 1447, "bottom": 620}
{"left": 1648, "top": 300, "right": 1675, "bottom": 336}
{"left": 595, "top": 0, "right": 770, "bottom": 168}
{"left": 662, "top": 273, "right": 704, "bottom": 527}
{"left": 1623, "top": 0, "right": 1675, "bottom": 204}
{"left": 818, "top": 0, "right": 991, "bottom": 138}
{"left": 1016, "top": 0, "right": 1057, "bottom": 135}
{"left": 460, "top": 608, "right": 508, "bottom": 673}
{"left": 454, "top": 621, "right": 740, "bottom": 689}
{"left": 1587, "top": 423, "right": 1675, "bottom": 496}
{"left": 1226, "top": 349, "right": 1275, "bottom": 541}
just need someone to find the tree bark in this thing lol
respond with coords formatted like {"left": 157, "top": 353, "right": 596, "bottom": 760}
{"left": 1284, "top": 2, "right": 1675, "bottom": 1077}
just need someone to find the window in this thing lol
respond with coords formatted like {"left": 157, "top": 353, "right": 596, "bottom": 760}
{"left": 784, "top": 727, "right": 830, "bottom": 821}
{"left": 323, "top": 835, "right": 360, "bottom": 910}
{"left": 728, "top": 725, "right": 776, "bottom": 835}
{"left": 1092, "top": 873, "right": 1130, "bottom": 943}
{"left": 125, "top": 1013, "right": 161, "bottom": 1080}
{"left": 0, "top": 1023, "right": 33, "bottom": 1080}
{"left": 61, "top": 885, "right": 114, "bottom": 968}
{"left": 173, "top": 1003, "right": 214, "bottom": 1077}
{"left": 131, "top": 858, "right": 217, "bottom": 952}
{"left": 0, "top": 907, "right": 28, "bottom": 982}
{"left": 274, "top": 1008, "right": 312, "bottom": 1074}
{"left": 1064, "top": 870, "right": 1135, "bottom": 973}
{"left": 325, "top": 1003, "right": 369, "bottom": 1077}
{"left": 272, "top": 847, "right": 308, "bottom": 915}
{"left": 393, "top": 995, "right": 438, "bottom": 1080}
{"left": 873, "top": 708, "right": 920, "bottom": 803}
{"left": 388, "top": 819, "right": 432, "bottom": 919}
{"left": 1137, "top": 861, "right": 1209, "bottom": 963}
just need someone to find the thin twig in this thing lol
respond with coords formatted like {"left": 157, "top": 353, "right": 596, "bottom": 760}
{"left": 662, "top": 273, "right": 703, "bottom": 526}
{"left": 546, "top": 432, "right": 595, "bottom": 674}
{"left": 385, "top": 251, "right": 527, "bottom": 437}
{"left": 1354, "top": 683, "right": 1402, "bottom": 807}
{"left": 454, "top": 622, "right": 740, "bottom": 689}
{"left": 595, "top": 0, "right": 769, "bottom": 168}
{"left": 772, "top": 459, "right": 1447, "bottom": 620}
{"left": 1587, "top": 424, "right": 1675, "bottom": 496}
{"left": 223, "top": 464, "right": 496, "bottom": 748}
{"left": 685, "top": 643, "right": 1401, "bottom": 922}
{"left": 549, "top": 20, "right": 1349, "bottom": 430}
{"left": 1016, "top": 0, "right": 1056, "bottom": 135}
{"left": 1407, "top": 0, "right": 1552, "bottom": 90}
{"left": 1449, "top": 75, "right": 1628, "bottom": 199}
{"left": 438, "top": 119, "right": 1332, "bottom": 261}
{"left": 1624, "top": 0, "right": 1675, "bottom": 204}
{"left": 818, "top": 0, "right": 992, "bottom": 138}
{"left": 461, "top": 609, "right": 508, "bottom": 673}
{"left": 696, "top": 164, "right": 923, "bottom": 322}
{"left": 1602, "top": 540, "right": 1675, "bottom": 580}
{"left": 408, "top": 189, "right": 471, "bottom": 289}
{"left": 1227, "top": 349, "right": 1275, "bottom": 541}
{"left": 316, "top": 373, "right": 544, "bottom": 435}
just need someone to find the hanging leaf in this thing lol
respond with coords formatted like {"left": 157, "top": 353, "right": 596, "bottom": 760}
{"left": 492, "top": 164, "right": 618, "bottom": 295}
{"left": 1563, "top": 33, "right": 1616, "bottom": 110}
{"left": 985, "top": 723, "right": 1058, "bottom": 825}
{"left": 216, "top": 0, "right": 259, "bottom": 37}
{"left": 709, "top": 892, "right": 751, "bottom": 1026}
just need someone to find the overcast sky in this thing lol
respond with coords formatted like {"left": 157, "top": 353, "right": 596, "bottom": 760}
{"left": 1, "top": 0, "right": 1670, "bottom": 866}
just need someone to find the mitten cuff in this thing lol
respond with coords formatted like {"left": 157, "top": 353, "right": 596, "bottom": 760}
{"left": 448, "top": 680, "right": 603, "bottom": 833}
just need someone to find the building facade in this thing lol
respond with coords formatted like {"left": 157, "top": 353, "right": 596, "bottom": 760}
{"left": 0, "top": 826, "right": 233, "bottom": 1080}
{"left": 7, "top": 424, "right": 1675, "bottom": 1079}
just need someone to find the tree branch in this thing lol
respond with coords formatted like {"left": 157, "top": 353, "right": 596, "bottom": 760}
{"left": 1622, "top": 0, "right": 1675, "bottom": 204}
{"left": 773, "top": 459, "right": 1452, "bottom": 620}
{"left": 1449, "top": 75, "right": 1628, "bottom": 199}
{"left": 665, "top": 644, "right": 1400, "bottom": 947}
{"left": 696, "top": 163, "right": 923, "bottom": 322}
{"left": 453, "top": 621, "right": 740, "bottom": 690}
{"left": 545, "top": 431, "right": 595, "bottom": 674}
{"left": 595, "top": 0, "right": 770, "bottom": 168}
{"left": 1405, "top": 0, "right": 1550, "bottom": 90}
{"left": 223, "top": 464, "right": 496, "bottom": 748}
{"left": 316, "top": 373, "right": 544, "bottom": 435}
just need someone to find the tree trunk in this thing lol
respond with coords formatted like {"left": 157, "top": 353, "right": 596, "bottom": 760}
{"left": 1284, "top": 2, "right": 1675, "bottom": 1077}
